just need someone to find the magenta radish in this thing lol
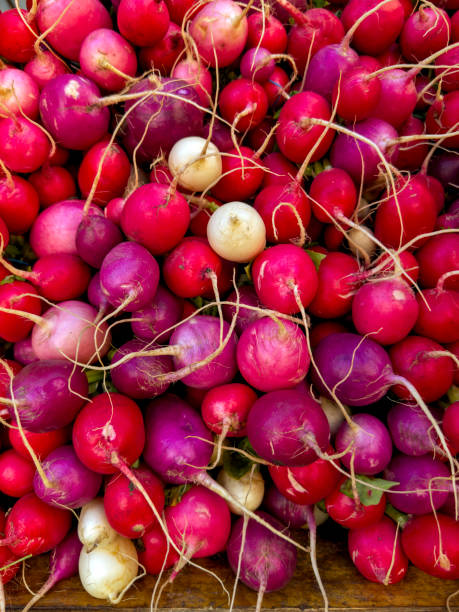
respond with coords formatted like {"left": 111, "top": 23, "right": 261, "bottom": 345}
{"left": 111, "top": 338, "right": 173, "bottom": 399}
{"left": 416, "top": 234, "right": 459, "bottom": 291}
{"left": 384, "top": 454, "right": 450, "bottom": 515}
{"left": 117, "top": 0, "right": 169, "bottom": 46}
{"left": 396, "top": 116, "right": 429, "bottom": 171}
{"left": 309, "top": 168, "right": 357, "bottom": 223}
{"left": 39, "top": 75, "right": 110, "bottom": 151}
{"left": 335, "top": 413, "right": 393, "bottom": 475}
{"left": 247, "top": 389, "right": 330, "bottom": 466}
{"left": 400, "top": 6, "right": 451, "bottom": 61}
{"left": 226, "top": 511, "right": 297, "bottom": 597}
{"left": 304, "top": 43, "right": 359, "bottom": 102}
{"left": 0, "top": 175, "right": 39, "bottom": 234}
{"left": 368, "top": 69, "right": 417, "bottom": 129}
{"left": 325, "top": 478, "right": 387, "bottom": 529}
{"left": 332, "top": 66, "right": 381, "bottom": 121}
{"left": 0, "top": 281, "right": 41, "bottom": 343}
{"left": 212, "top": 147, "right": 264, "bottom": 203}
{"left": 72, "top": 393, "right": 145, "bottom": 475}
{"left": 308, "top": 252, "right": 359, "bottom": 319}
{"left": 0, "top": 116, "right": 51, "bottom": 174}
{"left": 79, "top": 29, "right": 137, "bottom": 92}
{"left": 222, "top": 285, "right": 264, "bottom": 335}
{"left": 87, "top": 273, "right": 113, "bottom": 317}
{"left": 137, "top": 22, "right": 185, "bottom": 75}
{"left": 24, "top": 51, "right": 70, "bottom": 90}
{"left": 261, "top": 153, "right": 297, "bottom": 189}
{"left": 443, "top": 401, "right": 459, "bottom": 451}
{"left": 31, "top": 300, "right": 112, "bottom": 364}
{"left": 434, "top": 46, "right": 459, "bottom": 92}
{"left": 2, "top": 492, "right": 71, "bottom": 557}
{"left": 236, "top": 317, "right": 309, "bottom": 392}
{"left": 351, "top": 278, "right": 419, "bottom": 345}
{"left": 189, "top": 0, "right": 248, "bottom": 68}
{"left": 240, "top": 47, "right": 275, "bottom": 83}
{"left": 28, "top": 165, "right": 76, "bottom": 208}
{"left": 104, "top": 464, "right": 164, "bottom": 538}
{"left": 22, "top": 530, "right": 82, "bottom": 612}
{"left": 252, "top": 244, "right": 319, "bottom": 314}
{"left": 247, "top": 12, "right": 287, "bottom": 54}
{"left": 219, "top": 78, "right": 268, "bottom": 132}
{"left": 76, "top": 216, "right": 123, "bottom": 269}
{"left": 387, "top": 403, "right": 442, "bottom": 457}
{"left": 130, "top": 285, "right": 182, "bottom": 343}
{"left": 0, "top": 68, "right": 39, "bottom": 119}
{"left": 201, "top": 383, "right": 257, "bottom": 438}
{"left": 36, "top": 0, "right": 112, "bottom": 61}
{"left": 0, "top": 449, "right": 35, "bottom": 498}
{"left": 33, "top": 445, "right": 102, "bottom": 508}
{"left": 0, "top": 9, "right": 38, "bottom": 64}
{"left": 263, "top": 66, "right": 290, "bottom": 108}
{"left": 9, "top": 360, "right": 88, "bottom": 432}
{"left": 172, "top": 59, "right": 212, "bottom": 108}
{"left": 426, "top": 91, "right": 459, "bottom": 149}
{"left": 414, "top": 285, "right": 459, "bottom": 344}
{"left": 348, "top": 516, "right": 408, "bottom": 584}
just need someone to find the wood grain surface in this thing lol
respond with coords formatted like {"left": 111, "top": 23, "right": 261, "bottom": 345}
{"left": 5, "top": 528, "right": 459, "bottom": 611}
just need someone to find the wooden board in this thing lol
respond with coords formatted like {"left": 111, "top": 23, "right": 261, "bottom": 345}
{"left": 5, "top": 529, "right": 459, "bottom": 611}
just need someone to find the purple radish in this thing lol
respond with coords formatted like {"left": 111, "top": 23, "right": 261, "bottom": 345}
{"left": 99, "top": 242, "right": 160, "bottom": 312}
{"left": 131, "top": 285, "right": 182, "bottom": 343}
{"left": 222, "top": 285, "right": 264, "bottom": 335}
{"left": 22, "top": 530, "right": 82, "bottom": 612}
{"left": 246, "top": 389, "right": 330, "bottom": 466}
{"left": 87, "top": 272, "right": 114, "bottom": 318}
{"left": 33, "top": 445, "right": 102, "bottom": 508}
{"left": 111, "top": 338, "right": 173, "bottom": 399}
{"left": 264, "top": 485, "right": 310, "bottom": 528}
{"left": 304, "top": 42, "right": 359, "bottom": 101}
{"left": 76, "top": 216, "right": 123, "bottom": 268}
{"left": 240, "top": 47, "right": 275, "bottom": 83}
{"left": 335, "top": 413, "right": 393, "bottom": 475}
{"left": 13, "top": 337, "right": 38, "bottom": 365}
{"left": 9, "top": 361, "right": 88, "bottom": 432}
{"left": 237, "top": 317, "right": 309, "bottom": 392}
{"left": 387, "top": 403, "right": 441, "bottom": 456}
{"left": 384, "top": 454, "right": 450, "bottom": 515}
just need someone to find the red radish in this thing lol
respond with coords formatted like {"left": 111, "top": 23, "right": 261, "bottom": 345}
{"left": 72, "top": 393, "right": 145, "bottom": 475}
{"left": 384, "top": 454, "right": 450, "bottom": 514}
{"left": 276, "top": 92, "right": 334, "bottom": 164}
{"left": 121, "top": 183, "right": 190, "bottom": 255}
{"left": 426, "top": 91, "right": 459, "bottom": 148}
{"left": 335, "top": 413, "right": 393, "bottom": 475}
{"left": 325, "top": 478, "right": 387, "bottom": 529}
{"left": 33, "top": 445, "right": 103, "bottom": 508}
{"left": 369, "top": 69, "right": 417, "bottom": 129}
{"left": 443, "top": 402, "right": 459, "bottom": 450}
{"left": 100, "top": 242, "right": 160, "bottom": 312}
{"left": 201, "top": 383, "right": 256, "bottom": 438}
{"left": 305, "top": 43, "right": 359, "bottom": 102}
{"left": 414, "top": 74, "right": 436, "bottom": 111}
{"left": 310, "top": 321, "right": 348, "bottom": 348}
{"left": 10, "top": 360, "right": 88, "bottom": 432}
{"left": 261, "top": 152, "right": 298, "bottom": 189}
{"left": 222, "top": 285, "right": 264, "bottom": 335}
{"left": 414, "top": 284, "right": 459, "bottom": 344}
{"left": 0, "top": 547, "right": 20, "bottom": 585}
{"left": 252, "top": 244, "right": 319, "bottom": 314}
{"left": 189, "top": 197, "right": 221, "bottom": 238}
{"left": 139, "top": 524, "right": 176, "bottom": 575}
{"left": 79, "top": 29, "right": 137, "bottom": 92}
{"left": 0, "top": 9, "right": 38, "bottom": 63}
{"left": 138, "top": 23, "right": 185, "bottom": 76}
{"left": 396, "top": 116, "right": 429, "bottom": 171}
{"left": 351, "top": 278, "right": 419, "bottom": 345}
{"left": 219, "top": 79, "right": 268, "bottom": 132}
{"left": 263, "top": 66, "right": 290, "bottom": 108}
{"left": 226, "top": 511, "right": 297, "bottom": 596}
{"left": 390, "top": 335, "right": 454, "bottom": 403}
{"left": 269, "top": 452, "right": 340, "bottom": 505}
{"left": 0, "top": 218, "right": 8, "bottom": 252}
{"left": 130, "top": 285, "right": 182, "bottom": 343}
{"left": 308, "top": 253, "right": 359, "bottom": 319}
{"left": 189, "top": 0, "right": 248, "bottom": 68}
{"left": 434, "top": 46, "right": 459, "bottom": 92}
{"left": 111, "top": 339, "right": 173, "bottom": 399}
{"left": 387, "top": 403, "right": 442, "bottom": 457}
{"left": 0, "top": 68, "right": 39, "bottom": 119}
{"left": 78, "top": 140, "right": 131, "bottom": 206}
{"left": 309, "top": 168, "right": 357, "bottom": 223}
{"left": 248, "top": 120, "right": 276, "bottom": 153}
{"left": 0, "top": 116, "right": 50, "bottom": 174}
{"left": 212, "top": 147, "right": 264, "bottom": 202}
{"left": 164, "top": 0, "right": 199, "bottom": 24}
{"left": 117, "top": 0, "right": 169, "bottom": 47}
{"left": 416, "top": 234, "right": 459, "bottom": 291}
{"left": 76, "top": 216, "right": 123, "bottom": 269}
{"left": 105, "top": 198, "right": 125, "bottom": 225}
{"left": 24, "top": 51, "right": 70, "bottom": 90}
{"left": 28, "top": 165, "right": 76, "bottom": 208}
{"left": 0, "top": 359, "right": 22, "bottom": 399}
{"left": 364, "top": 251, "right": 420, "bottom": 285}
{"left": 9, "top": 426, "right": 70, "bottom": 461}
{"left": 348, "top": 516, "right": 408, "bottom": 584}
{"left": 341, "top": 0, "right": 405, "bottom": 55}
{"left": 172, "top": 59, "right": 213, "bottom": 107}
{"left": 247, "top": 389, "right": 330, "bottom": 466}
{"left": 0, "top": 449, "right": 35, "bottom": 498}
{"left": 401, "top": 513, "right": 459, "bottom": 579}
{"left": 163, "top": 238, "right": 222, "bottom": 298}
{"left": 240, "top": 47, "right": 275, "bottom": 83}
{"left": 237, "top": 317, "right": 309, "bottom": 393}
{"left": 36, "top": 0, "right": 112, "bottom": 61}
{"left": 0, "top": 175, "right": 39, "bottom": 234}
{"left": 401, "top": 6, "right": 451, "bottom": 61}
{"left": 375, "top": 43, "right": 403, "bottom": 67}
{"left": 247, "top": 13, "right": 287, "bottom": 54}
{"left": 47, "top": 145, "right": 69, "bottom": 166}
{"left": 0, "top": 281, "right": 41, "bottom": 343}
{"left": 104, "top": 465, "right": 164, "bottom": 538}
{"left": 39, "top": 75, "right": 110, "bottom": 151}
{"left": 332, "top": 66, "right": 381, "bottom": 121}
{"left": 21, "top": 530, "right": 82, "bottom": 612}
{"left": 2, "top": 492, "right": 71, "bottom": 556}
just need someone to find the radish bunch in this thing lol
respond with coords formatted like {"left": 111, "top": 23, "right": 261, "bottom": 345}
{"left": 0, "top": 0, "right": 458, "bottom": 609}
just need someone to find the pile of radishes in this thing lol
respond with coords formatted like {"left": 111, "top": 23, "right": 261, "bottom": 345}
{"left": 0, "top": 0, "right": 458, "bottom": 608}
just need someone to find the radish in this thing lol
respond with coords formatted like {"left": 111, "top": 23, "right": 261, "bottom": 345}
{"left": 247, "top": 13, "right": 287, "bottom": 54}
{"left": 217, "top": 467, "right": 265, "bottom": 515}
{"left": 396, "top": 116, "right": 429, "bottom": 171}
{"left": 400, "top": 6, "right": 451, "bottom": 61}
{"left": 207, "top": 201, "right": 266, "bottom": 263}
{"left": 76, "top": 216, "right": 123, "bottom": 269}
{"left": 0, "top": 68, "right": 39, "bottom": 119}
{"left": 104, "top": 464, "right": 164, "bottom": 538}
{"left": 36, "top": 0, "right": 112, "bottom": 61}
{"left": 247, "top": 389, "right": 330, "bottom": 466}
{"left": 0, "top": 547, "right": 20, "bottom": 587}
{"left": 0, "top": 281, "right": 41, "bottom": 343}
{"left": 401, "top": 513, "right": 459, "bottom": 579}
{"left": 387, "top": 403, "right": 441, "bottom": 456}
{"left": 1, "top": 492, "right": 71, "bottom": 556}
{"left": 139, "top": 524, "right": 176, "bottom": 575}
{"left": 222, "top": 285, "right": 264, "bottom": 335}
{"left": 39, "top": 75, "right": 110, "bottom": 151}
{"left": 332, "top": 66, "right": 381, "bottom": 121}
{"left": 348, "top": 516, "right": 408, "bottom": 584}
{"left": 305, "top": 43, "right": 359, "bottom": 102}
{"left": 0, "top": 449, "right": 35, "bottom": 498}
{"left": 33, "top": 445, "right": 102, "bottom": 508}
{"left": 325, "top": 478, "right": 387, "bottom": 529}
{"left": 263, "top": 66, "right": 291, "bottom": 109}
{"left": 219, "top": 78, "right": 268, "bottom": 132}
{"left": 117, "top": 0, "right": 169, "bottom": 47}
{"left": 264, "top": 485, "right": 314, "bottom": 528}
{"left": 28, "top": 165, "right": 76, "bottom": 208}
{"left": 24, "top": 51, "right": 70, "bottom": 90}
{"left": 0, "top": 116, "right": 51, "bottom": 174}
{"left": 9, "top": 425, "right": 70, "bottom": 461}
{"left": 369, "top": 69, "right": 417, "bottom": 129}
{"left": 236, "top": 317, "right": 309, "bottom": 392}
{"left": 310, "top": 321, "right": 348, "bottom": 348}
{"left": 240, "top": 47, "right": 275, "bottom": 83}
{"left": 309, "top": 168, "right": 357, "bottom": 223}
{"left": 414, "top": 284, "right": 459, "bottom": 344}
{"left": 426, "top": 91, "right": 459, "bottom": 149}
{"left": 416, "top": 234, "right": 459, "bottom": 291}
{"left": 22, "top": 530, "right": 82, "bottom": 612}
{"left": 308, "top": 252, "right": 359, "bottom": 319}
{"left": 211, "top": 147, "right": 264, "bottom": 203}
{"left": 78, "top": 498, "right": 118, "bottom": 552}
{"left": 130, "top": 285, "right": 182, "bottom": 343}
{"left": 443, "top": 401, "right": 459, "bottom": 451}
{"left": 168, "top": 137, "right": 222, "bottom": 192}
{"left": 335, "top": 413, "right": 393, "bottom": 475}
{"left": 137, "top": 22, "right": 185, "bottom": 76}
{"left": 9, "top": 360, "right": 88, "bottom": 432}
{"left": 172, "top": 60, "right": 213, "bottom": 108}
{"left": 0, "top": 9, "right": 38, "bottom": 64}
{"left": 434, "top": 47, "right": 459, "bottom": 92}
{"left": 201, "top": 383, "right": 256, "bottom": 440}
{"left": 0, "top": 175, "right": 39, "bottom": 234}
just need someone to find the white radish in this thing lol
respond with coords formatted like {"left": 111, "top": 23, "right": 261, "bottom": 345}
{"left": 217, "top": 466, "right": 265, "bottom": 515}
{"left": 346, "top": 225, "right": 377, "bottom": 260}
{"left": 207, "top": 201, "right": 266, "bottom": 263}
{"left": 78, "top": 498, "right": 117, "bottom": 553}
{"left": 320, "top": 396, "right": 350, "bottom": 436}
{"left": 168, "top": 136, "right": 222, "bottom": 192}
{"left": 79, "top": 534, "right": 138, "bottom": 604}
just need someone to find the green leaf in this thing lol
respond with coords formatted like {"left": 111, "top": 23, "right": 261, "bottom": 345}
{"left": 447, "top": 385, "right": 459, "bottom": 404}
{"left": 312, "top": 0, "right": 330, "bottom": 7}
{"left": 305, "top": 249, "right": 326, "bottom": 270}
{"left": 223, "top": 438, "right": 260, "bottom": 480}
{"left": 385, "top": 503, "right": 409, "bottom": 528}
{"left": 0, "top": 274, "right": 21, "bottom": 286}
{"left": 165, "top": 484, "right": 192, "bottom": 507}
{"left": 340, "top": 476, "right": 399, "bottom": 506}
{"left": 243, "top": 262, "right": 252, "bottom": 282}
